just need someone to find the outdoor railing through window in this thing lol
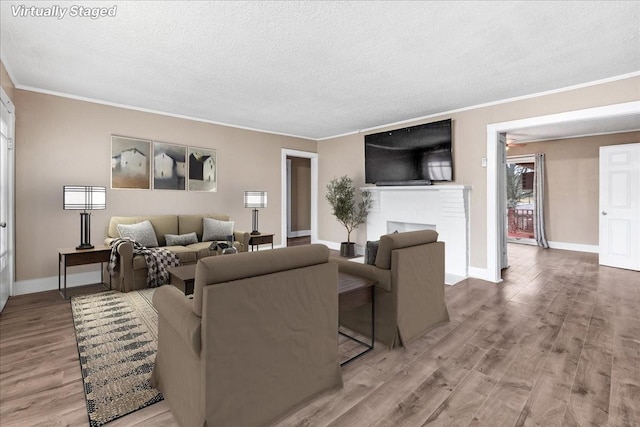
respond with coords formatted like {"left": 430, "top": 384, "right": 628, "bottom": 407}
{"left": 508, "top": 208, "right": 534, "bottom": 238}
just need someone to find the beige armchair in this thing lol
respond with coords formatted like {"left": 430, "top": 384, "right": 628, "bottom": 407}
{"left": 151, "top": 244, "right": 343, "bottom": 427}
{"left": 331, "top": 230, "right": 449, "bottom": 348}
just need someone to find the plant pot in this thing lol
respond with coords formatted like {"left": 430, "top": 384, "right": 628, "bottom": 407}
{"left": 340, "top": 242, "right": 356, "bottom": 257}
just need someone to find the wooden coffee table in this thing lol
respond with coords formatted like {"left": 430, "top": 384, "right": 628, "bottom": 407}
{"left": 338, "top": 272, "right": 376, "bottom": 365}
{"left": 167, "top": 264, "right": 197, "bottom": 295}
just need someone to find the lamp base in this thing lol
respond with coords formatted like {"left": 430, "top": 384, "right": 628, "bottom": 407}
{"left": 250, "top": 209, "right": 260, "bottom": 236}
{"left": 77, "top": 212, "right": 94, "bottom": 250}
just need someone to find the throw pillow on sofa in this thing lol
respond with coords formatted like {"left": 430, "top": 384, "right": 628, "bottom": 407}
{"left": 165, "top": 232, "right": 198, "bottom": 246}
{"left": 203, "top": 218, "right": 235, "bottom": 241}
{"left": 117, "top": 220, "right": 159, "bottom": 248}
{"left": 365, "top": 240, "right": 379, "bottom": 265}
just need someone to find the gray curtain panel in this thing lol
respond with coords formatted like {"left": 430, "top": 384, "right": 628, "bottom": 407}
{"left": 534, "top": 153, "right": 549, "bottom": 248}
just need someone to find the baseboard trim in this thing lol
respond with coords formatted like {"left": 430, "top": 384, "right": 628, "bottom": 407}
{"left": 445, "top": 273, "right": 467, "bottom": 286}
{"left": 15, "top": 270, "right": 102, "bottom": 296}
{"left": 287, "top": 230, "right": 311, "bottom": 238}
{"left": 468, "top": 266, "right": 498, "bottom": 283}
{"left": 547, "top": 241, "right": 599, "bottom": 254}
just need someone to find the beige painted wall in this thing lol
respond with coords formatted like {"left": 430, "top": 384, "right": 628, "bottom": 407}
{"left": 1, "top": 60, "right": 15, "bottom": 102}
{"left": 318, "top": 76, "right": 640, "bottom": 271}
{"left": 507, "top": 132, "right": 640, "bottom": 246}
{"left": 288, "top": 157, "right": 311, "bottom": 232}
{"left": 14, "top": 90, "right": 315, "bottom": 283}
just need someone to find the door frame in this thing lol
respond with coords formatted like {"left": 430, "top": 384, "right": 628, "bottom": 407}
{"left": 0, "top": 87, "right": 15, "bottom": 304}
{"left": 506, "top": 154, "right": 537, "bottom": 246}
{"left": 486, "top": 101, "right": 640, "bottom": 283}
{"left": 281, "top": 149, "right": 318, "bottom": 245}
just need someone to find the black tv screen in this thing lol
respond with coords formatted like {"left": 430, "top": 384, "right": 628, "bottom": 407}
{"left": 365, "top": 119, "right": 453, "bottom": 185}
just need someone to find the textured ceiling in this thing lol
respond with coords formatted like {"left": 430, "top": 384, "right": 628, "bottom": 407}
{"left": 1, "top": 1, "right": 639, "bottom": 140}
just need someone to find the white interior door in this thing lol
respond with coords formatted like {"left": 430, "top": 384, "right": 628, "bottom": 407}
{"left": 0, "top": 89, "right": 15, "bottom": 312}
{"left": 599, "top": 143, "right": 640, "bottom": 271}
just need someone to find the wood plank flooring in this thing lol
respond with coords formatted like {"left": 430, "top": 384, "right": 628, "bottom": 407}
{"left": 1, "top": 243, "right": 638, "bottom": 426}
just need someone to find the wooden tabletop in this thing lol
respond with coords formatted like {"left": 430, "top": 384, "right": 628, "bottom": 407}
{"left": 338, "top": 271, "right": 375, "bottom": 294}
{"left": 167, "top": 264, "right": 197, "bottom": 281}
{"left": 58, "top": 245, "right": 111, "bottom": 255}
{"left": 165, "top": 265, "right": 374, "bottom": 293}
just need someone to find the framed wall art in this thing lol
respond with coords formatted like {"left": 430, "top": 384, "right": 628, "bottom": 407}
{"left": 188, "top": 147, "right": 217, "bottom": 192}
{"left": 111, "top": 136, "right": 151, "bottom": 190}
{"left": 153, "top": 141, "right": 187, "bottom": 190}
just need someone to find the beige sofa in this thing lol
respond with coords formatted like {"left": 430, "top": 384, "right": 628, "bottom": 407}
{"left": 151, "top": 244, "right": 343, "bottom": 427}
{"left": 104, "top": 214, "right": 251, "bottom": 292}
{"left": 331, "top": 229, "right": 449, "bottom": 348}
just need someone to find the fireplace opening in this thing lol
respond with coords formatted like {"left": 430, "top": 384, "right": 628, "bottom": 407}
{"left": 387, "top": 221, "right": 436, "bottom": 234}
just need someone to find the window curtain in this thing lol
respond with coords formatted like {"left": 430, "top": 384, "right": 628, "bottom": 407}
{"left": 534, "top": 153, "right": 549, "bottom": 248}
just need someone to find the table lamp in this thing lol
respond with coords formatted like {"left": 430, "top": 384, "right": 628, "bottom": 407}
{"left": 244, "top": 191, "right": 267, "bottom": 235}
{"left": 63, "top": 185, "right": 106, "bottom": 249}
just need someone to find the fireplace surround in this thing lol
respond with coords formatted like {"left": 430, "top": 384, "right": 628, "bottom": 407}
{"left": 364, "top": 185, "right": 471, "bottom": 284}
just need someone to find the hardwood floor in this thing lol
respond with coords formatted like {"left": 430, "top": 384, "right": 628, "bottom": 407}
{"left": 1, "top": 244, "right": 638, "bottom": 426}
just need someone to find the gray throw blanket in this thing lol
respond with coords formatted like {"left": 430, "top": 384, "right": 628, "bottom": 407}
{"left": 108, "top": 238, "right": 180, "bottom": 288}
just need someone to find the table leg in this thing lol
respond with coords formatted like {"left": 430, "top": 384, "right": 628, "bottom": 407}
{"left": 371, "top": 286, "right": 375, "bottom": 348}
{"left": 339, "top": 286, "right": 375, "bottom": 366}
{"left": 62, "top": 259, "right": 68, "bottom": 300}
{"left": 58, "top": 253, "right": 62, "bottom": 297}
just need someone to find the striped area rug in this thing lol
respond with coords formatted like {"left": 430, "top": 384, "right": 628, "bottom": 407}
{"left": 71, "top": 289, "right": 162, "bottom": 427}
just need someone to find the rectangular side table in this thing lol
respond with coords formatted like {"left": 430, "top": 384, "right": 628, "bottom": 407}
{"left": 338, "top": 271, "right": 376, "bottom": 365}
{"left": 58, "top": 245, "right": 112, "bottom": 300}
{"left": 248, "top": 233, "right": 274, "bottom": 251}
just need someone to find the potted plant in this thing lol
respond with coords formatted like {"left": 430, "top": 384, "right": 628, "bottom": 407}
{"left": 326, "top": 175, "right": 372, "bottom": 257}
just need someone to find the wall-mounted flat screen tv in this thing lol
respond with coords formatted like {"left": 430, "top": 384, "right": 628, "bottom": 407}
{"left": 365, "top": 119, "right": 453, "bottom": 185}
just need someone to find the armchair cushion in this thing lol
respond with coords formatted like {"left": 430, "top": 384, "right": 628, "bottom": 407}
{"left": 202, "top": 218, "right": 235, "bottom": 241}
{"left": 117, "top": 220, "right": 159, "bottom": 248}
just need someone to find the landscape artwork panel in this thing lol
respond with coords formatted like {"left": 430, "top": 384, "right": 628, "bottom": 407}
{"left": 153, "top": 141, "right": 187, "bottom": 190}
{"left": 111, "top": 136, "right": 152, "bottom": 190}
{"left": 188, "top": 147, "right": 217, "bottom": 192}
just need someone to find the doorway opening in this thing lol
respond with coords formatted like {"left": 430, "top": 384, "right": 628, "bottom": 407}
{"left": 487, "top": 101, "right": 640, "bottom": 283}
{"left": 286, "top": 156, "right": 312, "bottom": 246}
{"left": 280, "top": 149, "right": 318, "bottom": 248}
{"left": 506, "top": 155, "right": 536, "bottom": 245}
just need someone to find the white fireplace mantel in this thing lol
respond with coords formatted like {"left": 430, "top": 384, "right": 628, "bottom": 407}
{"left": 362, "top": 185, "right": 471, "bottom": 284}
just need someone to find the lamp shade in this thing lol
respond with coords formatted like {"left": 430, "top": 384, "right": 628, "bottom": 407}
{"left": 244, "top": 191, "right": 267, "bottom": 209}
{"left": 63, "top": 186, "right": 106, "bottom": 210}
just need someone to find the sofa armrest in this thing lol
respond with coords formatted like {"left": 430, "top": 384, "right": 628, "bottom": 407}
{"left": 233, "top": 230, "right": 251, "bottom": 253}
{"left": 329, "top": 256, "right": 392, "bottom": 291}
{"left": 153, "top": 285, "right": 202, "bottom": 355}
{"left": 108, "top": 239, "right": 135, "bottom": 292}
